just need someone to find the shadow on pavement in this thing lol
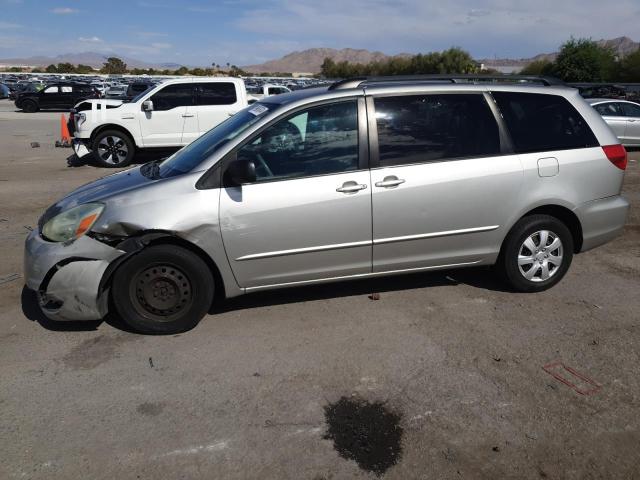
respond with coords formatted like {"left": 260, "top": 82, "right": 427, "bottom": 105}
{"left": 22, "top": 266, "right": 509, "bottom": 333}
{"left": 214, "top": 266, "right": 509, "bottom": 314}
{"left": 21, "top": 286, "right": 102, "bottom": 332}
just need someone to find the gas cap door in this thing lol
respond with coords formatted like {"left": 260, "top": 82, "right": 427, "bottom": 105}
{"left": 537, "top": 157, "right": 559, "bottom": 177}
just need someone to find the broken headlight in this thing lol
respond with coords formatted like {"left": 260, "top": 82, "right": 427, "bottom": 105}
{"left": 41, "top": 203, "right": 104, "bottom": 242}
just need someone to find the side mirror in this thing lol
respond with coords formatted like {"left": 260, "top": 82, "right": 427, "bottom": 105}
{"left": 224, "top": 158, "right": 256, "bottom": 186}
{"left": 142, "top": 100, "right": 153, "bottom": 112}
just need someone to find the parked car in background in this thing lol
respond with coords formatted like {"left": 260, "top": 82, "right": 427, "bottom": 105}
{"left": 105, "top": 85, "right": 127, "bottom": 99}
{"left": 26, "top": 75, "right": 629, "bottom": 333}
{"left": 0, "top": 83, "right": 9, "bottom": 99}
{"left": 247, "top": 84, "right": 291, "bottom": 103}
{"left": 588, "top": 98, "right": 640, "bottom": 146}
{"left": 15, "top": 82, "right": 99, "bottom": 112}
{"left": 71, "top": 77, "right": 248, "bottom": 167}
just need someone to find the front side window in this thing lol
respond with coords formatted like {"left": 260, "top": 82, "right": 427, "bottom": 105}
{"left": 150, "top": 83, "right": 193, "bottom": 111}
{"left": 195, "top": 82, "right": 237, "bottom": 106}
{"left": 374, "top": 94, "right": 501, "bottom": 167}
{"left": 236, "top": 101, "right": 359, "bottom": 182}
{"left": 493, "top": 92, "right": 598, "bottom": 153}
{"left": 621, "top": 102, "right": 640, "bottom": 117}
{"left": 44, "top": 86, "right": 58, "bottom": 94}
{"left": 594, "top": 102, "right": 623, "bottom": 116}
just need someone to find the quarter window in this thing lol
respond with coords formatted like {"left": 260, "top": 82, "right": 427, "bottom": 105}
{"left": 374, "top": 94, "right": 501, "bottom": 167}
{"left": 150, "top": 84, "right": 194, "bottom": 111}
{"left": 195, "top": 82, "right": 237, "bottom": 105}
{"left": 493, "top": 92, "right": 598, "bottom": 153}
{"left": 236, "top": 101, "right": 359, "bottom": 182}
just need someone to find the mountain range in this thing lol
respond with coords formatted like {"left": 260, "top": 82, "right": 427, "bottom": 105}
{"left": 1, "top": 37, "right": 637, "bottom": 73}
{"left": 0, "top": 51, "right": 182, "bottom": 70}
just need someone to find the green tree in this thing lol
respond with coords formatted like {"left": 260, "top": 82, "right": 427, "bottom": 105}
{"left": 618, "top": 49, "right": 640, "bottom": 82}
{"left": 189, "top": 67, "right": 206, "bottom": 76}
{"left": 520, "top": 59, "right": 554, "bottom": 76}
{"left": 45, "top": 64, "right": 58, "bottom": 73}
{"left": 75, "top": 64, "right": 94, "bottom": 74}
{"left": 101, "top": 57, "right": 128, "bottom": 74}
{"left": 551, "top": 38, "right": 616, "bottom": 82}
{"left": 173, "top": 66, "right": 189, "bottom": 75}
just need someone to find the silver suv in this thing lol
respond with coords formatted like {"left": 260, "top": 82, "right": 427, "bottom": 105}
{"left": 24, "top": 75, "right": 630, "bottom": 334}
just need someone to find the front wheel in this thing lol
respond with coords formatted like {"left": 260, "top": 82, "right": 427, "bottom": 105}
{"left": 92, "top": 129, "right": 135, "bottom": 168}
{"left": 498, "top": 214, "right": 574, "bottom": 292}
{"left": 22, "top": 100, "right": 38, "bottom": 113}
{"left": 111, "top": 245, "right": 214, "bottom": 334}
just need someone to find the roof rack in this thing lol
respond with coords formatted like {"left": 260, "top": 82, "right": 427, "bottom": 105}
{"left": 328, "top": 74, "right": 565, "bottom": 90}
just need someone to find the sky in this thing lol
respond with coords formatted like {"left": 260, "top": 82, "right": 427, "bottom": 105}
{"left": 0, "top": 0, "right": 638, "bottom": 66}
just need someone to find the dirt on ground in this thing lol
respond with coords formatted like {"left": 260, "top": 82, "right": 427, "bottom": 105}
{"left": 0, "top": 99, "right": 639, "bottom": 479}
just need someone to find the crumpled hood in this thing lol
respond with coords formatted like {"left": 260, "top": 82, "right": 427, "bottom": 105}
{"left": 38, "top": 166, "right": 156, "bottom": 229}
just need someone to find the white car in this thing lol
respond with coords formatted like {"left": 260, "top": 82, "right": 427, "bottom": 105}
{"left": 587, "top": 98, "right": 640, "bottom": 146}
{"left": 71, "top": 77, "right": 248, "bottom": 167}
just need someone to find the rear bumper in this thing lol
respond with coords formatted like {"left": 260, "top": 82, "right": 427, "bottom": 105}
{"left": 575, "top": 195, "right": 629, "bottom": 252}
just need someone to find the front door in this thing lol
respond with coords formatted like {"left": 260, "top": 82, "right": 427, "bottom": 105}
{"left": 139, "top": 83, "right": 193, "bottom": 147}
{"left": 219, "top": 99, "right": 372, "bottom": 288}
{"left": 369, "top": 93, "right": 523, "bottom": 272}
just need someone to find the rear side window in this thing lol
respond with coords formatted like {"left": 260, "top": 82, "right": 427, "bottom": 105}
{"left": 151, "top": 83, "right": 194, "bottom": 111}
{"left": 621, "top": 102, "right": 640, "bottom": 117}
{"left": 594, "top": 102, "right": 623, "bottom": 116}
{"left": 492, "top": 92, "right": 598, "bottom": 153}
{"left": 374, "top": 94, "right": 501, "bottom": 166}
{"left": 195, "top": 82, "right": 237, "bottom": 106}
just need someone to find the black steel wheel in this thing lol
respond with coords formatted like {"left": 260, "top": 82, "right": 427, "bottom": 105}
{"left": 112, "top": 244, "right": 214, "bottom": 334}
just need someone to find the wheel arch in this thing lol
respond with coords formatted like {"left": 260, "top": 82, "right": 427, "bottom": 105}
{"left": 505, "top": 204, "right": 583, "bottom": 254}
{"left": 90, "top": 123, "right": 136, "bottom": 147}
{"left": 101, "top": 231, "right": 227, "bottom": 307}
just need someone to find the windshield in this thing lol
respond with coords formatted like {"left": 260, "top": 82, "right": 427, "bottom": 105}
{"left": 150, "top": 102, "right": 277, "bottom": 179}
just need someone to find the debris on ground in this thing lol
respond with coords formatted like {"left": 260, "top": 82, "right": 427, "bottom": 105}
{"left": 30, "top": 142, "right": 40, "bottom": 148}
{"left": 23, "top": 225, "right": 33, "bottom": 232}
{"left": 148, "top": 357, "right": 154, "bottom": 368}
{"left": 368, "top": 293, "right": 380, "bottom": 301}
{"left": 0, "top": 273, "right": 21, "bottom": 285}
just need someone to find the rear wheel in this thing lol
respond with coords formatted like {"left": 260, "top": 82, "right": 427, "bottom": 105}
{"left": 92, "top": 129, "right": 135, "bottom": 168}
{"left": 22, "top": 100, "right": 38, "bottom": 113}
{"left": 498, "top": 214, "right": 574, "bottom": 292}
{"left": 111, "top": 245, "right": 214, "bottom": 334}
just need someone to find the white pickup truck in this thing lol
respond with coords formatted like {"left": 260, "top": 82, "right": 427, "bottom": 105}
{"left": 70, "top": 77, "right": 248, "bottom": 167}
{"left": 246, "top": 84, "right": 291, "bottom": 103}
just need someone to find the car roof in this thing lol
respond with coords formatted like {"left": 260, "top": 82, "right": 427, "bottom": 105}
{"left": 586, "top": 98, "right": 639, "bottom": 105}
{"left": 260, "top": 82, "right": 576, "bottom": 107}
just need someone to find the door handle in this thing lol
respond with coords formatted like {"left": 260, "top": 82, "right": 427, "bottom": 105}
{"left": 375, "top": 176, "right": 406, "bottom": 188}
{"left": 336, "top": 181, "right": 367, "bottom": 193}
{"left": 182, "top": 113, "right": 195, "bottom": 118}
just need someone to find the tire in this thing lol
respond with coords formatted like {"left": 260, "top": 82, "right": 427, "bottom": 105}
{"left": 22, "top": 100, "right": 38, "bottom": 113}
{"left": 92, "top": 129, "right": 135, "bottom": 168}
{"left": 498, "top": 214, "right": 574, "bottom": 292}
{"left": 111, "top": 245, "right": 214, "bottom": 334}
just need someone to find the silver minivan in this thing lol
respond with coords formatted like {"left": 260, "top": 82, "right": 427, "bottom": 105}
{"left": 24, "top": 76, "right": 630, "bottom": 333}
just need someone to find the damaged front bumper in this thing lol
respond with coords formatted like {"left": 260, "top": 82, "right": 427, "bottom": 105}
{"left": 72, "top": 138, "right": 91, "bottom": 158}
{"left": 24, "top": 228, "right": 125, "bottom": 321}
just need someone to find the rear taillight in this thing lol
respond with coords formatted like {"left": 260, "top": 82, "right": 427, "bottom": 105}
{"left": 602, "top": 144, "right": 627, "bottom": 170}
